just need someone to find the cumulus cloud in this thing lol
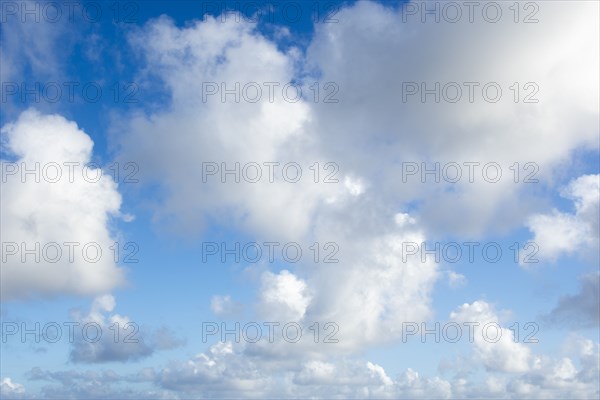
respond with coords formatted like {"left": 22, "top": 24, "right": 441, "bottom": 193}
{"left": 527, "top": 174, "right": 599, "bottom": 262}
{"left": 219, "top": 211, "right": 440, "bottom": 359}
{"left": 0, "top": 109, "right": 126, "bottom": 300}
{"left": 118, "top": 14, "right": 343, "bottom": 241}
{"left": 304, "top": 0, "right": 599, "bottom": 237}
{"left": 69, "top": 295, "right": 184, "bottom": 363}
{"left": 156, "top": 342, "right": 404, "bottom": 398}
{"left": 149, "top": 327, "right": 597, "bottom": 398}
{"left": 449, "top": 300, "right": 532, "bottom": 373}
{"left": 258, "top": 270, "right": 312, "bottom": 322}
{"left": 15, "top": 321, "right": 600, "bottom": 399}
{"left": 501, "top": 336, "right": 600, "bottom": 399}
{"left": 302, "top": 210, "right": 439, "bottom": 351}
{"left": 114, "top": 2, "right": 599, "bottom": 356}
{"left": 444, "top": 302, "right": 599, "bottom": 399}
{"left": 8, "top": 1, "right": 597, "bottom": 398}
{"left": 119, "top": 12, "right": 442, "bottom": 354}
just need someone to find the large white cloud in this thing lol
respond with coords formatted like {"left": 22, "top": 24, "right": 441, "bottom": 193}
{"left": 302, "top": 211, "right": 438, "bottom": 351}
{"left": 305, "top": 0, "right": 599, "bottom": 237}
{"left": 1, "top": 109, "right": 126, "bottom": 300}
{"left": 118, "top": 14, "right": 341, "bottom": 240}
{"left": 449, "top": 300, "right": 533, "bottom": 373}
{"left": 113, "top": 0, "right": 599, "bottom": 364}
{"left": 72, "top": 0, "right": 599, "bottom": 398}
{"left": 119, "top": 13, "right": 442, "bottom": 353}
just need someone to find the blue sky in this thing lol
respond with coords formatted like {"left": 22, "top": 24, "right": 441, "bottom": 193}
{"left": 1, "top": 0, "right": 599, "bottom": 398}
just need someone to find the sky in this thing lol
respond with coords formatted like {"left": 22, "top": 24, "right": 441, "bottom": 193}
{"left": 0, "top": 0, "right": 599, "bottom": 398}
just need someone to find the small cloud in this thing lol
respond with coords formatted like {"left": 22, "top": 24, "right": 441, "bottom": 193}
{"left": 447, "top": 271, "right": 467, "bottom": 289}
{"left": 344, "top": 176, "right": 365, "bottom": 196}
{"left": 526, "top": 174, "right": 599, "bottom": 263}
{"left": 121, "top": 213, "right": 135, "bottom": 222}
{"left": 69, "top": 295, "right": 183, "bottom": 364}
{"left": 394, "top": 213, "right": 416, "bottom": 227}
{"left": 0, "top": 378, "right": 25, "bottom": 397}
{"left": 210, "top": 295, "right": 243, "bottom": 317}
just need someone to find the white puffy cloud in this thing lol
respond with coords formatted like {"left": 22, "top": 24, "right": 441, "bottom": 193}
{"left": 118, "top": 14, "right": 345, "bottom": 241}
{"left": 156, "top": 341, "right": 401, "bottom": 398}
{"left": 301, "top": 210, "right": 438, "bottom": 351}
{"left": 0, "top": 378, "right": 25, "bottom": 399}
{"left": 443, "top": 301, "right": 600, "bottom": 398}
{"left": 449, "top": 300, "right": 532, "bottom": 373}
{"left": 16, "top": 327, "right": 600, "bottom": 399}
{"left": 304, "top": 0, "right": 599, "bottom": 237}
{"left": 119, "top": 13, "right": 442, "bottom": 353}
{"left": 562, "top": 335, "right": 600, "bottom": 384}
{"left": 527, "top": 174, "right": 599, "bottom": 262}
{"left": 69, "top": 295, "right": 184, "bottom": 363}
{"left": 49, "top": 1, "right": 598, "bottom": 398}
{"left": 394, "top": 368, "right": 452, "bottom": 399}
{"left": 149, "top": 326, "right": 598, "bottom": 398}
{"left": 258, "top": 270, "right": 312, "bottom": 322}
{"left": 219, "top": 211, "right": 439, "bottom": 358}
{"left": 69, "top": 294, "right": 153, "bottom": 363}
{"left": 115, "top": 4, "right": 599, "bottom": 359}
{"left": 0, "top": 109, "right": 126, "bottom": 300}
{"left": 157, "top": 341, "right": 272, "bottom": 396}
{"left": 501, "top": 335, "right": 600, "bottom": 399}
